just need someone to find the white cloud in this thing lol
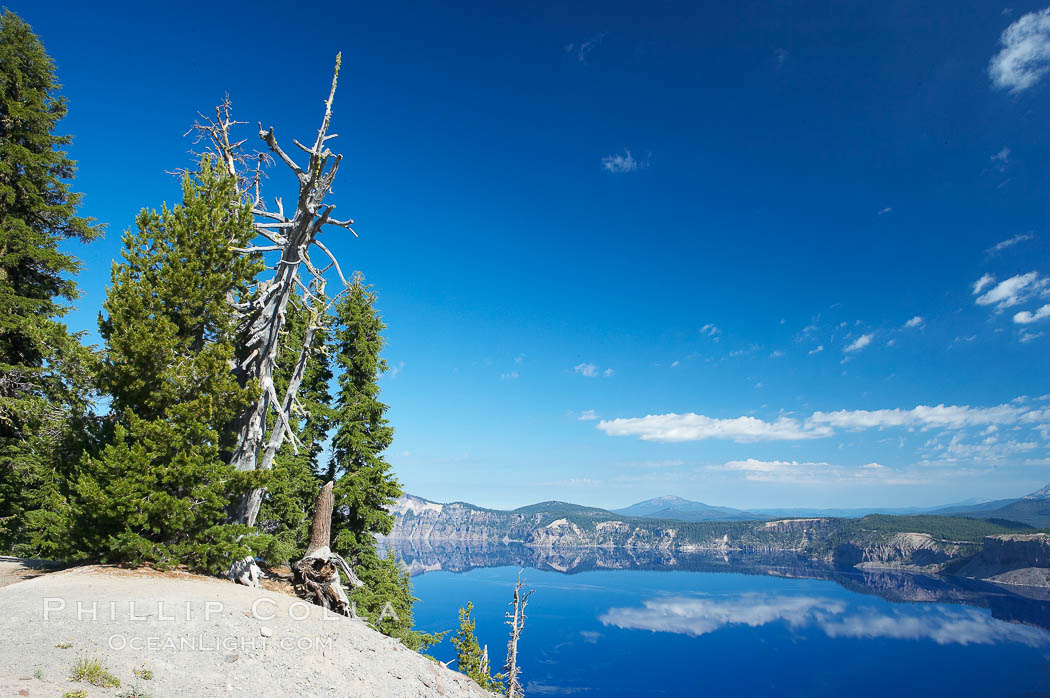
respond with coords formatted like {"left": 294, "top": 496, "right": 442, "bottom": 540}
{"left": 565, "top": 33, "right": 606, "bottom": 63}
{"left": 514, "top": 353, "right": 526, "bottom": 364}
{"left": 574, "top": 362, "right": 614, "bottom": 378}
{"left": 628, "top": 459, "right": 685, "bottom": 469}
{"left": 601, "top": 594, "right": 1049, "bottom": 647}
{"left": 578, "top": 409, "right": 599, "bottom": 421}
{"left": 974, "top": 272, "right": 1049, "bottom": 309}
{"left": 601, "top": 149, "right": 639, "bottom": 173}
{"left": 598, "top": 399, "right": 1050, "bottom": 443}
{"left": 389, "top": 361, "right": 405, "bottom": 378}
{"left": 500, "top": 371, "right": 519, "bottom": 380}
{"left": 808, "top": 402, "right": 1035, "bottom": 430}
{"left": 1020, "top": 329, "right": 1044, "bottom": 343}
{"left": 808, "top": 345, "right": 824, "bottom": 355}
{"left": 1013, "top": 303, "right": 1050, "bottom": 324}
{"left": 536, "top": 477, "right": 603, "bottom": 487}
{"left": 770, "top": 350, "right": 785, "bottom": 358}
{"left": 699, "top": 323, "right": 721, "bottom": 338}
{"left": 600, "top": 595, "right": 843, "bottom": 638}
{"left": 877, "top": 207, "right": 893, "bottom": 215}
{"left": 990, "top": 7, "right": 1050, "bottom": 92}
{"left": 922, "top": 432, "right": 1038, "bottom": 465}
{"left": 671, "top": 360, "right": 681, "bottom": 367}
{"left": 710, "top": 459, "right": 914, "bottom": 485}
{"left": 973, "top": 273, "right": 996, "bottom": 294}
{"left": 903, "top": 316, "right": 924, "bottom": 329}
{"left": 573, "top": 363, "right": 599, "bottom": 377}
{"left": 988, "top": 232, "right": 1034, "bottom": 254}
{"left": 991, "top": 146, "right": 1012, "bottom": 168}
{"left": 844, "top": 334, "right": 873, "bottom": 353}
{"left": 821, "top": 607, "right": 1049, "bottom": 647}
{"left": 597, "top": 413, "right": 831, "bottom": 443}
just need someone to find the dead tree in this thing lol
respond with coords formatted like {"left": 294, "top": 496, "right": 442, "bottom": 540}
{"left": 292, "top": 481, "right": 363, "bottom": 614}
{"left": 187, "top": 55, "right": 357, "bottom": 532}
{"left": 504, "top": 569, "right": 535, "bottom": 698}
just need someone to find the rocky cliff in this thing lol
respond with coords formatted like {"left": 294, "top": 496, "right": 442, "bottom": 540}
{"left": 384, "top": 495, "right": 1049, "bottom": 586}
{"left": 950, "top": 533, "right": 1050, "bottom": 586}
{"left": 834, "top": 533, "right": 981, "bottom": 572}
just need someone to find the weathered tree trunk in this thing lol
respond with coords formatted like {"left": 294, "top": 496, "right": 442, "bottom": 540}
{"left": 481, "top": 644, "right": 491, "bottom": 686}
{"left": 230, "top": 318, "right": 320, "bottom": 527}
{"left": 306, "top": 479, "right": 334, "bottom": 554}
{"left": 190, "top": 55, "right": 355, "bottom": 530}
{"left": 504, "top": 569, "right": 534, "bottom": 698}
{"left": 292, "top": 481, "right": 363, "bottom": 615}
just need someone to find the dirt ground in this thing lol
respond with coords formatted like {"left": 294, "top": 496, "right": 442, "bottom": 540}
{"left": 0, "top": 557, "right": 61, "bottom": 588}
{"left": 0, "top": 563, "right": 487, "bottom": 697}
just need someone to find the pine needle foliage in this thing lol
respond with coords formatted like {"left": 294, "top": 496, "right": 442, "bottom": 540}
{"left": 72, "top": 158, "right": 262, "bottom": 572}
{"left": 0, "top": 9, "right": 101, "bottom": 555}
{"left": 328, "top": 273, "right": 402, "bottom": 562}
{"left": 452, "top": 601, "right": 505, "bottom": 693}
{"left": 322, "top": 275, "right": 436, "bottom": 647}
{"left": 351, "top": 548, "right": 445, "bottom": 652}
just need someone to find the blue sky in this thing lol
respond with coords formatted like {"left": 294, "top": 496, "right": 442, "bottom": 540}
{"left": 18, "top": 0, "right": 1050, "bottom": 509}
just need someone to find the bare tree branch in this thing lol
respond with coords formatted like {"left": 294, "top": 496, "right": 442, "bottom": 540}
{"left": 186, "top": 54, "right": 355, "bottom": 529}
{"left": 504, "top": 569, "right": 534, "bottom": 698}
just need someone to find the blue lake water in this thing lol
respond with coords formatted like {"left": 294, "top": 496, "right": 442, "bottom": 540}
{"left": 394, "top": 544, "right": 1050, "bottom": 697}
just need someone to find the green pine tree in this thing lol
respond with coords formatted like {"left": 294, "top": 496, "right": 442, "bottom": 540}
{"left": 351, "top": 549, "right": 445, "bottom": 652}
{"left": 71, "top": 157, "right": 261, "bottom": 572}
{"left": 452, "top": 601, "right": 505, "bottom": 693}
{"left": 326, "top": 274, "right": 436, "bottom": 648}
{"left": 0, "top": 9, "right": 102, "bottom": 555}
{"left": 328, "top": 273, "right": 402, "bottom": 563}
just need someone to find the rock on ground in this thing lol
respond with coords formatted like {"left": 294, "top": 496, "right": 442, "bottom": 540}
{"left": 0, "top": 565, "right": 490, "bottom": 698}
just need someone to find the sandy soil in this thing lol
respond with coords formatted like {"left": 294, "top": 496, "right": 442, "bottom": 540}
{"left": 0, "top": 565, "right": 489, "bottom": 697}
{"left": 0, "top": 557, "right": 62, "bottom": 589}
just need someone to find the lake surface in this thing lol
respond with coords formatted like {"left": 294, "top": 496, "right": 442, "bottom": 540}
{"left": 388, "top": 542, "right": 1050, "bottom": 697}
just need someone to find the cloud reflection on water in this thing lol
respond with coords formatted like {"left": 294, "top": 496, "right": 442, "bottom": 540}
{"left": 599, "top": 593, "right": 1050, "bottom": 647}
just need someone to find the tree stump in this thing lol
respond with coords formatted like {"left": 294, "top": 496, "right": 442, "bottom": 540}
{"left": 292, "top": 481, "right": 364, "bottom": 615}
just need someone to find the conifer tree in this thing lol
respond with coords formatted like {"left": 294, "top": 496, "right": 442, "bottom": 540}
{"left": 0, "top": 9, "right": 101, "bottom": 554}
{"left": 350, "top": 549, "right": 445, "bottom": 651}
{"left": 326, "top": 274, "right": 432, "bottom": 645}
{"left": 72, "top": 158, "right": 261, "bottom": 572}
{"left": 328, "top": 273, "right": 402, "bottom": 563}
{"left": 452, "top": 602, "right": 505, "bottom": 693}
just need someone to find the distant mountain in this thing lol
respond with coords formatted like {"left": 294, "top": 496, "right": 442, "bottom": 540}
{"left": 513, "top": 501, "right": 613, "bottom": 516}
{"left": 388, "top": 484, "right": 1050, "bottom": 542}
{"left": 926, "top": 499, "right": 1019, "bottom": 516}
{"left": 939, "top": 484, "right": 1050, "bottom": 529}
{"left": 751, "top": 506, "right": 925, "bottom": 518}
{"left": 611, "top": 496, "right": 1001, "bottom": 521}
{"left": 616, "top": 490, "right": 1050, "bottom": 523}
{"left": 612, "top": 495, "right": 763, "bottom": 521}
{"left": 1026, "top": 484, "right": 1050, "bottom": 500}
{"left": 978, "top": 499, "right": 1050, "bottom": 528}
